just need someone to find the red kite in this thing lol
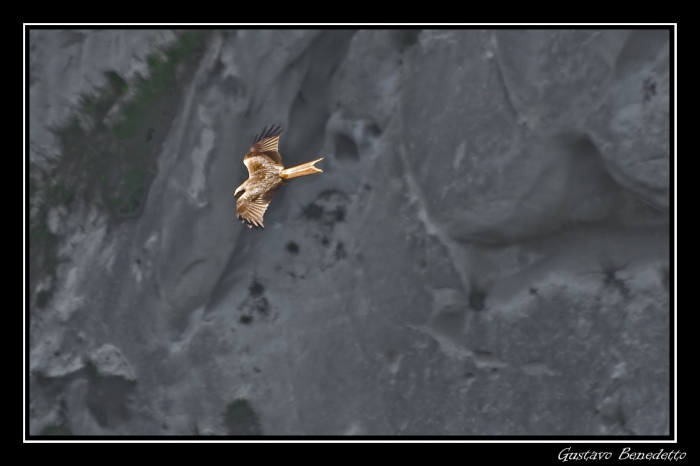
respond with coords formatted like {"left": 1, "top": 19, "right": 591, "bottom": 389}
{"left": 235, "top": 125, "right": 323, "bottom": 228}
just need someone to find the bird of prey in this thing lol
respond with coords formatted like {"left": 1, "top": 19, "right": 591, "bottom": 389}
{"left": 234, "top": 125, "right": 323, "bottom": 228}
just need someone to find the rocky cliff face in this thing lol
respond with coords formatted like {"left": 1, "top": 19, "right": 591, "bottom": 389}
{"left": 28, "top": 29, "right": 671, "bottom": 435}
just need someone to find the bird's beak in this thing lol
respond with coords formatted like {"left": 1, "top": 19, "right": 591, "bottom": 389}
{"left": 234, "top": 185, "right": 244, "bottom": 198}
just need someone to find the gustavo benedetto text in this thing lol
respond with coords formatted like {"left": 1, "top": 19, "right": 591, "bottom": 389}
{"left": 559, "top": 447, "right": 686, "bottom": 461}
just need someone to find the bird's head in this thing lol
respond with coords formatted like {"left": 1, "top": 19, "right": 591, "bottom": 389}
{"left": 234, "top": 184, "right": 245, "bottom": 198}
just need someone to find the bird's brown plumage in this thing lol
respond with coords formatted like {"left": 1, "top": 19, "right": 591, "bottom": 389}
{"left": 235, "top": 125, "right": 323, "bottom": 228}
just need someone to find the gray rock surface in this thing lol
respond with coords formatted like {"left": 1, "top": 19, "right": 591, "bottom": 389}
{"left": 29, "top": 29, "right": 671, "bottom": 435}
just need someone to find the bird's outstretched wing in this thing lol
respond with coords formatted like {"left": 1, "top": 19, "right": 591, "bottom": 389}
{"left": 245, "top": 124, "right": 283, "bottom": 168}
{"left": 236, "top": 188, "right": 279, "bottom": 228}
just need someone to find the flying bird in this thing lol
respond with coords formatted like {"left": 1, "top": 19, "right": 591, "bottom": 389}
{"left": 234, "top": 125, "right": 323, "bottom": 228}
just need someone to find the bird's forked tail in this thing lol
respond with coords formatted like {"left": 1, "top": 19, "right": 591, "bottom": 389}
{"left": 280, "top": 158, "right": 323, "bottom": 180}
